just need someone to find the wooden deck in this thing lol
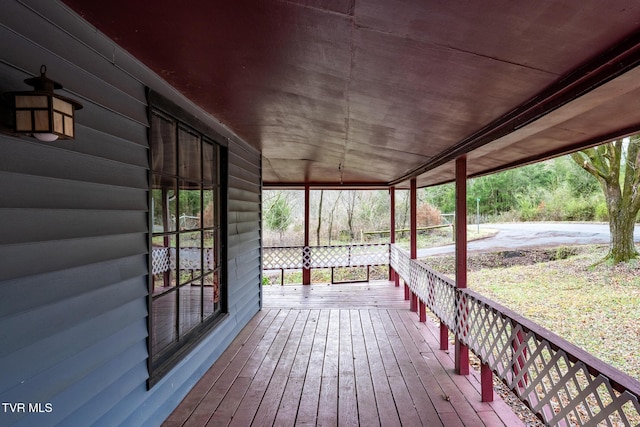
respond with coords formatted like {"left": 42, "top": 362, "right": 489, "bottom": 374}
{"left": 163, "top": 281, "right": 524, "bottom": 426}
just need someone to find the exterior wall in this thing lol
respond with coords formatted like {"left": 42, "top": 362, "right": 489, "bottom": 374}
{"left": 0, "top": 1, "right": 261, "bottom": 426}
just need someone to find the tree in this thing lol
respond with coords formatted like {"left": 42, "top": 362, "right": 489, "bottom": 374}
{"left": 316, "top": 190, "right": 324, "bottom": 245}
{"left": 570, "top": 137, "right": 640, "bottom": 263}
{"left": 327, "top": 190, "right": 341, "bottom": 244}
{"left": 265, "top": 192, "right": 292, "bottom": 244}
{"left": 344, "top": 190, "right": 357, "bottom": 240}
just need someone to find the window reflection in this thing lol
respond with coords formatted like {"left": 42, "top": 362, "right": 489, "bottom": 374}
{"left": 150, "top": 110, "right": 224, "bottom": 370}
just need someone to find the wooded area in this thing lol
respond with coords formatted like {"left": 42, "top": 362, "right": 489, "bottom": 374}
{"left": 264, "top": 154, "right": 610, "bottom": 244}
{"left": 263, "top": 142, "right": 640, "bottom": 263}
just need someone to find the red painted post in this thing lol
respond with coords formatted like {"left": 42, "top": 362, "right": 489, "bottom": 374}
{"left": 419, "top": 300, "right": 426, "bottom": 322}
{"left": 455, "top": 155, "right": 470, "bottom": 376}
{"left": 303, "top": 185, "right": 311, "bottom": 285}
{"left": 404, "top": 283, "right": 410, "bottom": 300}
{"left": 439, "top": 322, "right": 448, "bottom": 351}
{"left": 409, "top": 178, "right": 418, "bottom": 310}
{"left": 481, "top": 363, "right": 494, "bottom": 402}
{"left": 389, "top": 186, "right": 397, "bottom": 284}
{"left": 410, "top": 178, "right": 417, "bottom": 260}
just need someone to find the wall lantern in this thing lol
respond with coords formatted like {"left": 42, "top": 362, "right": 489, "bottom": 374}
{"left": 3, "top": 65, "right": 83, "bottom": 142}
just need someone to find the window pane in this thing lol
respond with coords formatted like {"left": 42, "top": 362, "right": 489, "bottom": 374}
{"left": 179, "top": 284, "right": 202, "bottom": 336}
{"left": 203, "top": 272, "right": 220, "bottom": 318}
{"left": 178, "top": 128, "right": 201, "bottom": 181}
{"left": 179, "top": 231, "right": 202, "bottom": 285}
{"left": 202, "top": 187, "right": 215, "bottom": 229}
{"left": 204, "top": 231, "right": 214, "bottom": 274}
{"left": 151, "top": 235, "right": 177, "bottom": 292}
{"left": 148, "top": 103, "right": 224, "bottom": 382}
{"left": 179, "top": 182, "right": 201, "bottom": 230}
{"left": 151, "top": 175, "right": 177, "bottom": 232}
{"left": 150, "top": 113, "right": 176, "bottom": 174}
{"left": 203, "top": 142, "right": 218, "bottom": 184}
{"left": 152, "top": 292, "right": 176, "bottom": 358}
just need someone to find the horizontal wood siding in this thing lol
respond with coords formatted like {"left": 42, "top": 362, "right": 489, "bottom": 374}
{"left": 0, "top": 1, "right": 262, "bottom": 426}
{"left": 227, "top": 146, "right": 262, "bottom": 317}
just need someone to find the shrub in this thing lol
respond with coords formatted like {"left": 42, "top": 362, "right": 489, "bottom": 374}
{"left": 554, "top": 246, "right": 578, "bottom": 260}
{"left": 515, "top": 193, "right": 539, "bottom": 221}
{"left": 565, "top": 198, "right": 595, "bottom": 221}
{"left": 595, "top": 201, "right": 609, "bottom": 222}
{"left": 417, "top": 202, "right": 441, "bottom": 226}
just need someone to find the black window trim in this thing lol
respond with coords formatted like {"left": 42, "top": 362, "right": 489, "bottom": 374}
{"left": 146, "top": 89, "right": 229, "bottom": 388}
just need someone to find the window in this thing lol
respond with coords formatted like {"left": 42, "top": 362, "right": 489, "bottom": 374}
{"left": 148, "top": 93, "right": 226, "bottom": 384}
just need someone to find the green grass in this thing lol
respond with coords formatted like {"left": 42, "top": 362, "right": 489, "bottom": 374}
{"left": 464, "top": 246, "right": 640, "bottom": 380}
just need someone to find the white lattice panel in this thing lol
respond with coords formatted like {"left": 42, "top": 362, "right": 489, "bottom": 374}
{"left": 152, "top": 247, "right": 170, "bottom": 275}
{"left": 393, "top": 247, "right": 411, "bottom": 283}
{"left": 413, "top": 261, "right": 456, "bottom": 329}
{"left": 152, "top": 247, "right": 215, "bottom": 274}
{"left": 390, "top": 244, "right": 640, "bottom": 426}
{"left": 264, "top": 244, "right": 389, "bottom": 270}
{"left": 178, "top": 248, "right": 201, "bottom": 271}
{"left": 204, "top": 248, "right": 215, "bottom": 271}
{"left": 263, "top": 246, "right": 305, "bottom": 269}
{"left": 390, "top": 244, "right": 400, "bottom": 270}
{"left": 458, "top": 290, "right": 640, "bottom": 426}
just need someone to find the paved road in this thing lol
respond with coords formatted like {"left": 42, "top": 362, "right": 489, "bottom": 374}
{"left": 417, "top": 222, "right": 640, "bottom": 257}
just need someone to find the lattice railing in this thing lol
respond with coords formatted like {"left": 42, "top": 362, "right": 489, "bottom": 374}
{"left": 389, "top": 244, "right": 640, "bottom": 426}
{"left": 412, "top": 259, "right": 457, "bottom": 330}
{"left": 151, "top": 247, "right": 215, "bottom": 274}
{"left": 392, "top": 245, "right": 412, "bottom": 283}
{"left": 263, "top": 246, "right": 306, "bottom": 269}
{"left": 263, "top": 243, "right": 389, "bottom": 270}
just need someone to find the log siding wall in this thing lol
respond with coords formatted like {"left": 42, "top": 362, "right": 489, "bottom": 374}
{"left": 0, "top": 1, "right": 261, "bottom": 426}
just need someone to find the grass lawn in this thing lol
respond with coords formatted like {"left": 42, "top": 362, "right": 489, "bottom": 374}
{"left": 426, "top": 245, "right": 640, "bottom": 381}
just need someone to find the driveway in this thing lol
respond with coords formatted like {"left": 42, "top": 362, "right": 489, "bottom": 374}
{"left": 417, "top": 222, "right": 640, "bottom": 257}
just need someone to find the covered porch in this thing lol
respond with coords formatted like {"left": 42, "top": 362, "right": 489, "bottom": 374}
{"left": 163, "top": 280, "right": 523, "bottom": 426}
{"left": 166, "top": 237, "right": 640, "bottom": 426}
{"left": 4, "top": 1, "right": 640, "bottom": 426}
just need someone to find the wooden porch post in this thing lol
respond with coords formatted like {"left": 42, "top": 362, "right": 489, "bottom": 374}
{"left": 481, "top": 363, "right": 494, "bottom": 402}
{"left": 455, "top": 156, "right": 470, "bottom": 375}
{"left": 409, "top": 178, "right": 418, "bottom": 312}
{"left": 440, "top": 322, "right": 448, "bottom": 351}
{"left": 389, "top": 186, "right": 398, "bottom": 285}
{"left": 303, "top": 184, "right": 311, "bottom": 285}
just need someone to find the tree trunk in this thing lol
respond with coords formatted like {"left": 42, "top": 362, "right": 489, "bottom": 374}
{"left": 346, "top": 191, "right": 356, "bottom": 240}
{"left": 606, "top": 185, "right": 639, "bottom": 262}
{"left": 328, "top": 190, "right": 340, "bottom": 245}
{"left": 609, "top": 212, "right": 638, "bottom": 262}
{"left": 316, "top": 190, "right": 324, "bottom": 245}
{"left": 603, "top": 180, "right": 639, "bottom": 263}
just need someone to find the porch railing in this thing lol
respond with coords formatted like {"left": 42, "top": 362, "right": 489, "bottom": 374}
{"left": 263, "top": 243, "right": 389, "bottom": 284}
{"left": 151, "top": 247, "right": 215, "bottom": 275}
{"left": 390, "top": 244, "right": 640, "bottom": 426}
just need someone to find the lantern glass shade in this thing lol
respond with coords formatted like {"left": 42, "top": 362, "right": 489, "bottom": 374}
{"left": 13, "top": 93, "right": 76, "bottom": 139}
{"left": 4, "top": 66, "right": 82, "bottom": 141}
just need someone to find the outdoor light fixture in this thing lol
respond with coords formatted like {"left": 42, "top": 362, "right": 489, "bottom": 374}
{"left": 3, "top": 65, "right": 82, "bottom": 141}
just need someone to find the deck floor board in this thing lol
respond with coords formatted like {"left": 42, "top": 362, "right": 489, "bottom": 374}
{"left": 163, "top": 281, "right": 524, "bottom": 426}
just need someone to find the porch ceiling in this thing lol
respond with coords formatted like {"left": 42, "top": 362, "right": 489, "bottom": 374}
{"left": 62, "top": 0, "right": 640, "bottom": 188}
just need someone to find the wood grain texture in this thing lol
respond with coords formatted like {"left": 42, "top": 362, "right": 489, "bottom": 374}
{"left": 164, "top": 282, "right": 525, "bottom": 426}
